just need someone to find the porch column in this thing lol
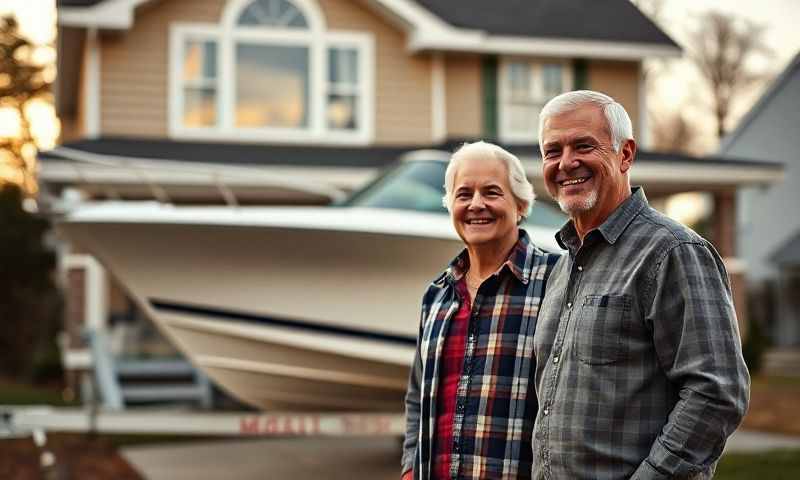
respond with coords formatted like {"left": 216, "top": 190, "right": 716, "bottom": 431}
{"left": 712, "top": 190, "right": 748, "bottom": 340}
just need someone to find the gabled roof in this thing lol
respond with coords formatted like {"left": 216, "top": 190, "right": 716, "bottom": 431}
{"left": 56, "top": 0, "right": 681, "bottom": 59}
{"left": 57, "top": 0, "right": 104, "bottom": 5}
{"left": 413, "top": 0, "right": 677, "bottom": 46}
{"left": 719, "top": 51, "right": 800, "bottom": 154}
{"left": 771, "top": 231, "right": 800, "bottom": 267}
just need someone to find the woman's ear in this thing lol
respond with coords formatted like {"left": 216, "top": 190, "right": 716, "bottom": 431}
{"left": 517, "top": 201, "right": 527, "bottom": 225}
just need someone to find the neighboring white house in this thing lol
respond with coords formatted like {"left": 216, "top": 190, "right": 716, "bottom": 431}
{"left": 719, "top": 51, "right": 800, "bottom": 346}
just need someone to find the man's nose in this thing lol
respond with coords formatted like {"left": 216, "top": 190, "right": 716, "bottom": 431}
{"left": 558, "top": 148, "right": 580, "bottom": 172}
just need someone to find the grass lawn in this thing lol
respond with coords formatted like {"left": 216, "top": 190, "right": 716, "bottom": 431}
{"left": 0, "top": 378, "right": 77, "bottom": 406}
{"left": 717, "top": 449, "right": 800, "bottom": 479}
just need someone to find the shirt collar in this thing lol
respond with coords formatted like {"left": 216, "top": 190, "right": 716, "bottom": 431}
{"left": 556, "top": 187, "right": 649, "bottom": 252}
{"left": 442, "top": 229, "right": 536, "bottom": 286}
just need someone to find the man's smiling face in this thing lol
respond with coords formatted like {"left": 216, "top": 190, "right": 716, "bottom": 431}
{"left": 540, "top": 105, "right": 634, "bottom": 228}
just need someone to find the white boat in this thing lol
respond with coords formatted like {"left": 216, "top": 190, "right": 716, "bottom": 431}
{"left": 57, "top": 151, "right": 564, "bottom": 411}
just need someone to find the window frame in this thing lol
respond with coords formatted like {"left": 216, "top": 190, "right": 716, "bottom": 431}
{"left": 497, "top": 57, "right": 572, "bottom": 144}
{"left": 168, "top": 0, "right": 374, "bottom": 145}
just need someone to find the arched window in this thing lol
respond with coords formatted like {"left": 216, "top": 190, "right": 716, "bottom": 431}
{"left": 170, "top": 0, "right": 374, "bottom": 144}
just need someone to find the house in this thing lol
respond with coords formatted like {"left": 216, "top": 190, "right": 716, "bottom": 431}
{"left": 719, "top": 51, "right": 800, "bottom": 348}
{"left": 41, "top": 0, "right": 782, "bottom": 387}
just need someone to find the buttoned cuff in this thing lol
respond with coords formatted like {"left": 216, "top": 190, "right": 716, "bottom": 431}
{"left": 630, "top": 460, "right": 670, "bottom": 480}
{"left": 638, "top": 439, "right": 713, "bottom": 480}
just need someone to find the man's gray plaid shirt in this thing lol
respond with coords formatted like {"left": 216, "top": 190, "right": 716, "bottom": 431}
{"left": 532, "top": 187, "right": 750, "bottom": 480}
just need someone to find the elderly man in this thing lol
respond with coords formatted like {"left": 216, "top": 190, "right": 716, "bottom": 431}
{"left": 531, "top": 90, "right": 749, "bottom": 480}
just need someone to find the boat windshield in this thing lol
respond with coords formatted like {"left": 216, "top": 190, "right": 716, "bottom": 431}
{"left": 341, "top": 160, "right": 567, "bottom": 229}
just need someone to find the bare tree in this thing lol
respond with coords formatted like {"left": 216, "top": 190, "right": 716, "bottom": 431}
{"left": 649, "top": 109, "right": 702, "bottom": 155}
{"left": 630, "top": 0, "right": 670, "bottom": 82}
{"left": 0, "top": 15, "right": 50, "bottom": 194}
{"left": 687, "top": 11, "right": 772, "bottom": 139}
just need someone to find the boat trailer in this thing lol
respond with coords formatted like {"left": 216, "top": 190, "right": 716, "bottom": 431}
{"left": 1, "top": 406, "right": 404, "bottom": 438}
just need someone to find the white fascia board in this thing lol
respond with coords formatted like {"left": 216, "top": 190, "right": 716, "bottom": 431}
{"left": 38, "top": 147, "right": 371, "bottom": 196}
{"left": 367, "top": 0, "right": 456, "bottom": 33}
{"left": 627, "top": 162, "right": 784, "bottom": 186}
{"left": 411, "top": 33, "right": 683, "bottom": 61}
{"left": 58, "top": 0, "right": 152, "bottom": 30}
{"left": 40, "top": 159, "right": 374, "bottom": 192}
{"left": 520, "top": 157, "right": 783, "bottom": 187}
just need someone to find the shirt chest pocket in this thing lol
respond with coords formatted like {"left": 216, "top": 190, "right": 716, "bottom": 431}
{"left": 574, "top": 294, "right": 632, "bottom": 365}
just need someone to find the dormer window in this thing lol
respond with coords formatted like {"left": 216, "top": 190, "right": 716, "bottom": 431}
{"left": 169, "top": 0, "right": 374, "bottom": 144}
{"left": 498, "top": 58, "right": 572, "bottom": 144}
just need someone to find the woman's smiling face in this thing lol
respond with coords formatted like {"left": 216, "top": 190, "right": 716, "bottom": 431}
{"left": 451, "top": 154, "right": 522, "bottom": 249}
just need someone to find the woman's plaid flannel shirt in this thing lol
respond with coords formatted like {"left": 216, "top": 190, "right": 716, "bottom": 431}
{"left": 402, "top": 230, "right": 559, "bottom": 479}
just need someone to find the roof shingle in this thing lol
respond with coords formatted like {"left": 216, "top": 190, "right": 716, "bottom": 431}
{"left": 58, "top": 0, "right": 678, "bottom": 47}
{"left": 413, "top": 0, "right": 678, "bottom": 46}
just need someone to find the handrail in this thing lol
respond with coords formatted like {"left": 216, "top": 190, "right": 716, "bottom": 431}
{"left": 49, "top": 146, "right": 349, "bottom": 204}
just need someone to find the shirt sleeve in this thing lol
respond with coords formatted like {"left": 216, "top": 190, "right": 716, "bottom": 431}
{"left": 401, "top": 310, "right": 425, "bottom": 475}
{"left": 637, "top": 241, "right": 750, "bottom": 478}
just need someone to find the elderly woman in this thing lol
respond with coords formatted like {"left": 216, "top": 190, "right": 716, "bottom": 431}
{"left": 401, "top": 141, "right": 559, "bottom": 480}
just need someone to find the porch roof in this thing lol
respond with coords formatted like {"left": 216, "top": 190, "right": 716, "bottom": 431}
{"left": 38, "top": 137, "right": 784, "bottom": 201}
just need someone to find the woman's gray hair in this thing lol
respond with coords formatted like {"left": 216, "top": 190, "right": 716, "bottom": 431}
{"left": 538, "top": 90, "right": 633, "bottom": 152}
{"left": 442, "top": 141, "right": 534, "bottom": 219}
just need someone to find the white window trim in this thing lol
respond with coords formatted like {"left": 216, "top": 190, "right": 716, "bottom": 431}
{"left": 430, "top": 53, "right": 446, "bottom": 143}
{"left": 85, "top": 28, "right": 101, "bottom": 138}
{"left": 168, "top": 0, "right": 374, "bottom": 145}
{"left": 497, "top": 57, "right": 572, "bottom": 144}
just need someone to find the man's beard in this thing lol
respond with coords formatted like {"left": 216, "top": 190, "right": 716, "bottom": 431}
{"left": 557, "top": 188, "right": 598, "bottom": 215}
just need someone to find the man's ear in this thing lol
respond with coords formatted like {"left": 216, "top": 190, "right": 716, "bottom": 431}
{"left": 619, "top": 139, "right": 636, "bottom": 174}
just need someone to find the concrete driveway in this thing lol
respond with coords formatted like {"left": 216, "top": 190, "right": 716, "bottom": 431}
{"left": 122, "top": 436, "right": 402, "bottom": 480}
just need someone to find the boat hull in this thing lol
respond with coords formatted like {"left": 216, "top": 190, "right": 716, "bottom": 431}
{"left": 60, "top": 215, "right": 465, "bottom": 411}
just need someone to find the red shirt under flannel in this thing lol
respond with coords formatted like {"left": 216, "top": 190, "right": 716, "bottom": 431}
{"left": 432, "top": 279, "right": 470, "bottom": 479}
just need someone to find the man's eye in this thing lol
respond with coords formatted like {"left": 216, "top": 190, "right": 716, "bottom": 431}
{"left": 544, "top": 150, "right": 559, "bottom": 159}
{"left": 577, "top": 144, "right": 594, "bottom": 151}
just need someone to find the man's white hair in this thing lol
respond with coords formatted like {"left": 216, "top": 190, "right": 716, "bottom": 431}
{"left": 538, "top": 90, "right": 634, "bottom": 152}
{"left": 442, "top": 141, "right": 534, "bottom": 219}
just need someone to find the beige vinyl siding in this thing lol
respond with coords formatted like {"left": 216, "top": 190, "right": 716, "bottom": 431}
{"left": 58, "top": 27, "right": 86, "bottom": 142}
{"left": 587, "top": 60, "right": 641, "bottom": 135}
{"left": 100, "top": 0, "right": 225, "bottom": 137}
{"left": 321, "top": 0, "right": 432, "bottom": 144}
{"left": 60, "top": 71, "right": 85, "bottom": 142}
{"left": 98, "top": 0, "right": 432, "bottom": 144}
{"left": 444, "top": 54, "right": 482, "bottom": 139}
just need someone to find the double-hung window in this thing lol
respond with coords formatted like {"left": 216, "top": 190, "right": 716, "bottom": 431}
{"left": 170, "top": 0, "right": 374, "bottom": 144}
{"left": 499, "top": 59, "right": 571, "bottom": 143}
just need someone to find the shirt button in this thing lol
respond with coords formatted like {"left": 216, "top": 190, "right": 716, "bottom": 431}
{"left": 577, "top": 265, "right": 583, "bottom": 272}
{"left": 543, "top": 408, "right": 549, "bottom": 416}
{"left": 553, "top": 356, "right": 559, "bottom": 364}
{"left": 566, "top": 302, "right": 573, "bottom": 309}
